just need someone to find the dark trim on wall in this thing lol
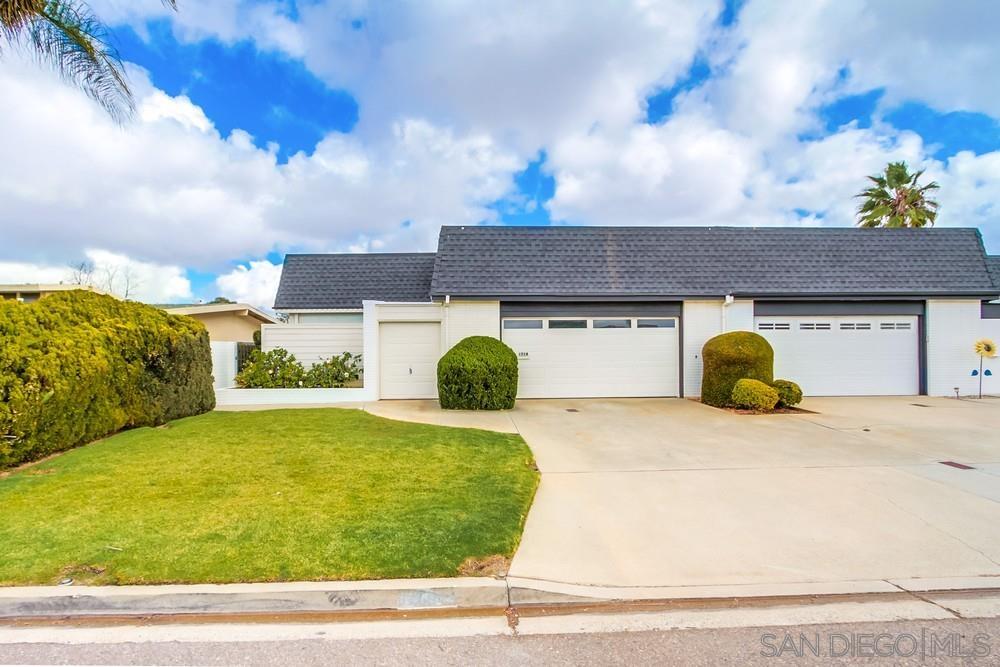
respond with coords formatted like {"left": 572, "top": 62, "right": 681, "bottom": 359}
{"left": 500, "top": 301, "right": 682, "bottom": 317}
{"left": 754, "top": 300, "right": 925, "bottom": 316}
{"left": 983, "top": 302, "right": 1000, "bottom": 319}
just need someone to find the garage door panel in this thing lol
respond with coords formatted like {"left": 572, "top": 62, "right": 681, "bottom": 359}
{"left": 756, "top": 316, "right": 918, "bottom": 396}
{"left": 380, "top": 322, "right": 440, "bottom": 399}
{"left": 503, "top": 318, "right": 679, "bottom": 399}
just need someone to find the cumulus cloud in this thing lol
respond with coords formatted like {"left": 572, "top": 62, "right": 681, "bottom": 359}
{"left": 215, "top": 260, "right": 283, "bottom": 309}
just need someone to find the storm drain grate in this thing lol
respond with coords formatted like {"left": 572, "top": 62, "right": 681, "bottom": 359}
{"left": 565, "top": 408, "right": 580, "bottom": 413}
{"left": 939, "top": 461, "right": 975, "bottom": 470}
{"left": 910, "top": 403, "right": 932, "bottom": 408}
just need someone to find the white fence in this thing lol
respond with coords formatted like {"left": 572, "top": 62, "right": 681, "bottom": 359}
{"left": 210, "top": 341, "right": 238, "bottom": 389}
{"left": 261, "top": 323, "right": 363, "bottom": 368}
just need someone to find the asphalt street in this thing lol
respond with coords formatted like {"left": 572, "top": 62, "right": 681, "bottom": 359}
{"left": 1, "top": 616, "right": 997, "bottom": 666}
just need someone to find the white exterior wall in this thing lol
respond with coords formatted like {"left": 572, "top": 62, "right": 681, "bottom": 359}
{"left": 209, "top": 341, "right": 238, "bottom": 389}
{"left": 927, "top": 299, "right": 1000, "bottom": 396}
{"left": 444, "top": 301, "right": 501, "bottom": 349}
{"left": 682, "top": 299, "right": 754, "bottom": 397}
{"left": 261, "top": 322, "right": 363, "bottom": 368}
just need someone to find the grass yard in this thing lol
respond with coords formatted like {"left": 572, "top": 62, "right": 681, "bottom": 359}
{"left": 0, "top": 409, "right": 538, "bottom": 585}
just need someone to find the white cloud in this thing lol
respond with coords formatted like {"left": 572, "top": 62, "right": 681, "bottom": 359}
{"left": 215, "top": 260, "right": 283, "bottom": 309}
{"left": 0, "top": 249, "right": 191, "bottom": 303}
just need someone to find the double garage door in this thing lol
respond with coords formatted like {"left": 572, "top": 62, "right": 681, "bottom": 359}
{"left": 755, "top": 315, "right": 919, "bottom": 396}
{"left": 502, "top": 316, "right": 680, "bottom": 399}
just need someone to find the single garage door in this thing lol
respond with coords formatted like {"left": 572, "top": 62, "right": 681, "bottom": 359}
{"left": 755, "top": 316, "right": 919, "bottom": 396}
{"left": 379, "top": 322, "right": 441, "bottom": 399}
{"left": 501, "top": 316, "right": 680, "bottom": 399}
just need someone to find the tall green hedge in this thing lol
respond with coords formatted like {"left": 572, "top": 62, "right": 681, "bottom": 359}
{"left": 0, "top": 291, "right": 215, "bottom": 469}
{"left": 437, "top": 336, "right": 518, "bottom": 410}
{"left": 700, "top": 331, "right": 774, "bottom": 407}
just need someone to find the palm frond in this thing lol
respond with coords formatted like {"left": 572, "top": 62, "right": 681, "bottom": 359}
{"left": 855, "top": 161, "right": 940, "bottom": 228}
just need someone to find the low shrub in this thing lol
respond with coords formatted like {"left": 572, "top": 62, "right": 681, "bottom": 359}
{"left": 437, "top": 336, "right": 518, "bottom": 410}
{"left": 772, "top": 379, "right": 803, "bottom": 408}
{"left": 0, "top": 290, "right": 214, "bottom": 469}
{"left": 305, "top": 352, "right": 363, "bottom": 388}
{"left": 235, "top": 348, "right": 306, "bottom": 388}
{"left": 701, "top": 331, "right": 774, "bottom": 407}
{"left": 731, "top": 378, "right": 780, "bottom": 411}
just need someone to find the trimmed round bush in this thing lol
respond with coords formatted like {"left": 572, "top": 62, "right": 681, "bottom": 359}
{"left": 731, "top": 379, "right": 780, "bottom": 411}
{"left": 700, "top": 331, "right": 774, "bottom": 407}
{"left": 437, "top": 336, "right": 518, "bottom": 410}
{"left": 772, "top": 379, "right": 803, "bottom": 408}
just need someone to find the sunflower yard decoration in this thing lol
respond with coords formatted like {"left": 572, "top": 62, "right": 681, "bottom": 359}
{"left": 972, "top": 338, "right": 997, "bottom": 399}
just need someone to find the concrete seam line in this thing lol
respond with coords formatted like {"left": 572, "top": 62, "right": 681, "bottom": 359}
{"left": 885, "top": 580, "right": 964, "bottom": 620}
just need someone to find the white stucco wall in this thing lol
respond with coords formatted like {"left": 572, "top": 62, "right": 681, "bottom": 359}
{"left": 926, "top": 299, "right": 1000, "bottom": 396}
{"left": 444, "top": 301, "right": 501, "bottom": 349}
{"left": 681, "top": 299, "right": 754, "bottom": 397}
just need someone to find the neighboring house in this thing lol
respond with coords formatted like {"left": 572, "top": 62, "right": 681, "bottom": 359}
{"left": 161, "top": 303, "right": 278, "bottom": 343}
{"left": 273, "top": 226, "right": 1000, "bottom": 400}
{"left": 0, "top": 283, "right": 110, "bottom": 302}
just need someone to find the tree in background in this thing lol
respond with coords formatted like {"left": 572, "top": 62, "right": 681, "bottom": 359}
{"left": 0, "top": 0, "right": 176, "bottom": 122}
{"left": 855, "top": 161, "right": 940, "bottom": 228}
{"left": 209, "top": 296, "right": 235, "bottom": 304}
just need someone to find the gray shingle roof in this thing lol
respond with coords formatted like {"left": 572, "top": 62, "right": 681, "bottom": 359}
{"left": 987, "top": 256, "right": 1000, "bottom": 289}
{"left": 430, "top": 226, "right": 997, "bottom": 298}
{"left": 274, "top": 253, "right": 436, "bottom": 309}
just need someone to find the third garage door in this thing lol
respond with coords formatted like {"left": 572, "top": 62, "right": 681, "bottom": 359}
{"left": 501, "top": 316, "right": 680, "bottom": 399}
{"left": 755, "top": 316, "right": 919, "bottom": 396}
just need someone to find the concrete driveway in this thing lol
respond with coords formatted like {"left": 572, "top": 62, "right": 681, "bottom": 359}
{"left": 506, "top": 396, "right": 1000, "bottom": 589}
{"left": 369, "top": 395, "right": 1000, "bottom": 590}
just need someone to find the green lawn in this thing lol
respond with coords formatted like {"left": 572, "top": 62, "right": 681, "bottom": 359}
{"left": 0, "top": 409, "right": 538, "bottom": 585}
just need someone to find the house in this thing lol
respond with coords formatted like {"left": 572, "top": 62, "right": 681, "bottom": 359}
{"left": 271, "top": 226, "right": 1000, "bottom": 400}
{"left": 161, "top": 303, "right": 278, "bottom": 343}
{"left": 0, "top": 283, "right": 110, "bottom": 302}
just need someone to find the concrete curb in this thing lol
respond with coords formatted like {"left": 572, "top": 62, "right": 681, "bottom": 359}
{"left": 2, "top": 575, "right": 999, "bottom": 623}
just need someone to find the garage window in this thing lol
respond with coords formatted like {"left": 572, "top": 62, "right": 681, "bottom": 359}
{"left": 637, "top": 319, "right": 676, "bottom": 328}
{"left": 503, "top": 319, "right": 543, "bottom": 330}
{"left": 548, "top": 319, "right": 587, "bottom": 329}
{"left": 880, "top": 322, "right": 912, "bottom": 330}
{"left": 757, "top": 322, "right": 790, "bottom": 331}
{"left": 840, "top": 322, "right": 872, "bottom": 330}
{"left": 594, "top": 319, "right": 631, "bottom": 329}
{"left": 799, "top": 322, "right": 831, "bottom": 330}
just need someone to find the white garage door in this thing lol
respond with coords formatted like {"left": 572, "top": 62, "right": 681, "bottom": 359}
{"left": 379, "top": 322, "right": 441, "bottom": 399}
{"left": 502, "top": 317, "right": 680, "bottom": 399}
{"left": 755, "top": 316, "right": 919, "bottom": 396}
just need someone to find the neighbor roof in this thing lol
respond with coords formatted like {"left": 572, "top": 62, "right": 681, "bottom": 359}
{"left": 274, "top": 253, "right": 437, "bottom": 309}
{"left": 161, "top": 303, "right": 278, "bottom": 324}
{"left": 430, "top": 226, "right": 998, "bottom": 299}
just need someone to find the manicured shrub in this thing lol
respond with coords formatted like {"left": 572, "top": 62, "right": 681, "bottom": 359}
{"left": 437, "top": 336, "right": 518, "bottom": 410}
{"left": 701, "top": 331, "right": 774, "bottom": 407}
{"left": 235, "top": 348, "right": 306, "bottom": 388}
{"left": 772, "top": 379, "right": 803, "bottom": 408}
{"left": 305, "top": 352, "right": 363, "bottom": 388}
{"left": 731, "top": 379, "right": 780, "bottom": 411}
{"left": 0, "top": 290, "right": 214, "bottom": 469}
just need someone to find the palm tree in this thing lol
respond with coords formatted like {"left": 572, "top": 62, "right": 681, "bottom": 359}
{"left": 0, "top": 0, "right": 176, "bottom": 122}
{"left": 855, "top": 161, "right": 940, "bottom": 228}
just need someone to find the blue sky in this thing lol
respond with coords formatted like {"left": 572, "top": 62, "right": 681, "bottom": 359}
{"left": 2, "top": 1, "right": 999, "bottom": 306}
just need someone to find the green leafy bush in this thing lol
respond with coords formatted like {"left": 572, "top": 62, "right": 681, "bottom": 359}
{"left": 235, "top": 348, "right": 306, "bottom": 388}
{"left": 437, "top": 336, "right": 518, "bottom": 410}
{"left": 0, "top": 290, "right": 214, "bottom": 469}
{"left": 731, "top": 379, "right": 780, "bottom": 411}
{"left": 772, "top": 379, "right": 803, "bottom": 408}
{"left": 305, "top": 352, "right": 363, "bottom": 388}
{"left": 700, "top": 331, "right": 774, "bottom": 407}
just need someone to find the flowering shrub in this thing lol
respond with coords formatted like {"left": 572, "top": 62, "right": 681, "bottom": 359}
{"left": 235, "top": 348, "right": 306, "bottom": 388}
{"left": 305, "top": 353, "right": 363, "bottom": 388}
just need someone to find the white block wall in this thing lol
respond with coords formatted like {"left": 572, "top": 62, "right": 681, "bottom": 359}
{"left": 927, "top": 299, "right": 1000, "bottom": 396}
{"left": 444, "top": 301, "right": 501, "bottom": 349}
{"left": 261, "top": 323, "right": 363, "bottom": 368}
